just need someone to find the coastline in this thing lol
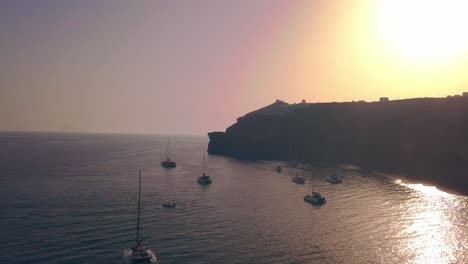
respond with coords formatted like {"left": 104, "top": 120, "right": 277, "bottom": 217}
{"left": 208, "top": 97, "right": 468, "bottom": 196}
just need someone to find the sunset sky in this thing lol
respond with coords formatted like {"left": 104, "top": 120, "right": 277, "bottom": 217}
{"left": 2, "top": 0, "right": 468, "bottom": 134}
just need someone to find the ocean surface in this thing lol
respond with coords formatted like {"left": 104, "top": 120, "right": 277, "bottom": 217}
{"left": 0, "top": 132, "right": 467, "bottom": 264}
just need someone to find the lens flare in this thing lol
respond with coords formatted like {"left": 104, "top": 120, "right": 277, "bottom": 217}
{"left": 376, "top": 0, "right": 468, "bottom": 63}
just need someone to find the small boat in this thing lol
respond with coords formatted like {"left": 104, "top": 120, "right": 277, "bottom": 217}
{"left": 304, "top": 192, "right": 327, "bottom": 205}
{"left": 162, "top": 201, "right": 176, "bottom": 208}
{"left": 284, "top": 161, "right": 297, "bottom": 168}
{"left": 285, "top": 145, "right": 299, "bottom": 168}
{"left": 197, "top": 174, "right": 212, "bottom": 185}
{"left": 161, "top": 137, "right": 176, "bottom": 168}
{"left": 197, "top": 150, "right": 212, "bottom": 185}
{"left": 292, "top": 167, "right": 305, "bottom": 184}
{"left": 123, "top": 170, "right": 160, "bottom": 264}
{"left": 275, "top": 166, "right": 282, "bottom": 173}
{"left": 161, "top": 158, "right": 176, "bottom": 168}
{"left": 326, "top": 174, "right": 343, "bottom": 184}
{"left": 304, "top": 173, "right": 326, "bottom": 206}
{"left": 292, "top": 176, "right": 305, "bottom": 184}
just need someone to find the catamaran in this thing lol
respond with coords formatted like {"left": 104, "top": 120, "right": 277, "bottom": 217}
{"left": 197, "top": 150, "right": 212, "bottom": 185}
{"left": 304, "top": 172, "right": 326, "bottom": 205}
{"left": 123, "top": 170, "right": 159, "bottom": 264}
{"left": 161, "top": 137, "right": 176, "bottom": 168}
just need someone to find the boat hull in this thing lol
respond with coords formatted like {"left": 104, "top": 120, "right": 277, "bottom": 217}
{"left": 162, "top": 203, "right": 176, "bottom": 208}
{"left": 197, "top": 177, "right": 212, "bottom": 185}
{"left": 326, "top": 178, "right": 342, "bottom": 184}
{"left": 123, "top": 248, "right": 159, "bottom": 264}
{"left": 292, "top": 177, "right": 305, "bottom": 184}
{"left": 304, "top": 195, "right": 327, "bottom": 205}
{"left": 161, "top": 160, "right": 176, "bottom": 168}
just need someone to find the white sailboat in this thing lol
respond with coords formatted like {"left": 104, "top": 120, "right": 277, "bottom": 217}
{"left": 161, "top": 137, "right": 176, "bottom": 168}
{"left": 197, "top": 150, "right": 212, "bottom": 185}
{"left": 123, "top": 170, "right": 159, "bottom": 264}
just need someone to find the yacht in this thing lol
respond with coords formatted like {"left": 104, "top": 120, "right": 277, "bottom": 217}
{"left": 292, "top": 168, "right": 305, "bottom": 184}
{"left": 304, "top": 192, "right": 327, "bottom": 205}
{"left": 123, "top": 170, "right": 159, "bottom": 264}
{"left": 292, "top": 176, "right": 305, "bottom": 184}
{"left": 161, "top": 137, "right": 176, "bottom": 168}
{"left": 161, "top": 158, "right": 176, "bottom": 168}
{"left": 304, "top": 173, "right": 327, "bottom": 205}
{"left": 284, "top": 161, "right": 297, "bottom": 168}
{"left": 326, "top": 174, "right": 343, "bottom": 184}
{"left": 197, "top": 150, "right": 212, "bottom": 185}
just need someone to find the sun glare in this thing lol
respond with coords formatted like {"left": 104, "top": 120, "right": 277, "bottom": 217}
{"left": 377, "top": 0, "right": 468, "bottom": 63}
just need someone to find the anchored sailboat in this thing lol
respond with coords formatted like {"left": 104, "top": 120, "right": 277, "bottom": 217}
{"left": 161, "top": 137, "right": 176, "bottom": 168}
{"left": 292, "top": 167, "right": 305, "bottom": 184}
{"left": 304, "top": 172, "right": 326, "bottom": 205}
{"left": 326, "top": 173, "right": 343, "bottom": 184}
{"left": 123, "top": 170, "right": 159, "bottom": 264}
{"left": 197, "top": 150, "right": 212, "bottom": 185}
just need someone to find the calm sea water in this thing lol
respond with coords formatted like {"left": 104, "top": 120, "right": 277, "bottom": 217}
{"left": 0, "top": 132, "right": 467, "bottom": 264}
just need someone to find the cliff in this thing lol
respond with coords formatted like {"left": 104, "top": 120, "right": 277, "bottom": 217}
{"left": 208, "top": 96, "right": 468, "bottom": 195}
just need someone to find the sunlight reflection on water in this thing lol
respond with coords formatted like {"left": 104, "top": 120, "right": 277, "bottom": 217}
{"left": 1, "top": 133, "right": 467, "bottom": 263}
{"left": 396, "top": 179, "right": 463, "bottom": 264}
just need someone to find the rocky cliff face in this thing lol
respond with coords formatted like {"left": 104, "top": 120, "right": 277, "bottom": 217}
{"left": 208, "top": 97, "right": 468, "bottom": 195}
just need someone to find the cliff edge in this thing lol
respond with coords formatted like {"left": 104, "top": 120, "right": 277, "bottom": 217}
{"left": 208, "top": 96, "right": 468, "bottom": 195}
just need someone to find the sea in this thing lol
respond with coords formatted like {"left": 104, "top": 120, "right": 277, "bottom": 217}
{"left": 0, "top": 132, "right": 467, "bottom": 264}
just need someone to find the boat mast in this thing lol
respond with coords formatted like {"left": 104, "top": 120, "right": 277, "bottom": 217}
{"left": 166, "top": 137, "right": 170, "bottom": 160}
{"left": 136, "top": 169, "right": 142, "bottom": 244}
{"left": 312, "top": 173, "right": 315, "bottom": 193}
{"left": 202, "top": 150, "right": 205, "bottom": 175}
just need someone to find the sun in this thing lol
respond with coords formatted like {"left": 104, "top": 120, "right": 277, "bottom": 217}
{"left": 376, "top": 0, "right": 468, "bottom": 63}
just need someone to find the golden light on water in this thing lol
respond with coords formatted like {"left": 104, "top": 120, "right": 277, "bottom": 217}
{"left": 395, "top": 179, "right": 460, "bottom": 263}
{"left": 399, "top": 182, "right": 451, "bottom": 198}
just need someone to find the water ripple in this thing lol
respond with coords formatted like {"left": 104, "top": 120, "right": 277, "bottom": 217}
{"left": 0, "top": 133, "right": 466, "bottom": 264}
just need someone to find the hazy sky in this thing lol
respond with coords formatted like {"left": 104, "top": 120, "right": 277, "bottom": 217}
{"left": 1, "top": 0, "right": 468, "bottom": 134}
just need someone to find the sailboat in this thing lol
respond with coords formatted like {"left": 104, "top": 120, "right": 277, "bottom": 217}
{"left": 161, "top": 137, "right": 176, "bottom": 168}
{"left": 197, "top": 150, "right": 212, "bottom": 185}
{"left": 285, "top": 144, "right": 298, "bottom": 168}
{"left": 326, "top": 173, "right": 343, "bottom": 184}
{"left": 123, "top": 170, "right": 159, "bottom": 264}
{"left": 292, "top": 167, "right": 305, "bottom": 184}
{"left": 304, "top": 172, "right": 326, "bottom": 205}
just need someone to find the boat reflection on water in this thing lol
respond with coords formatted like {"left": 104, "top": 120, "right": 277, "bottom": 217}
{"left": 395, "top": 179, "right": 467, "bottom": 263}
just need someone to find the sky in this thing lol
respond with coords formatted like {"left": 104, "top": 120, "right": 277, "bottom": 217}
{"left": 1, "top": 0, "right": 468, "bottom": 134}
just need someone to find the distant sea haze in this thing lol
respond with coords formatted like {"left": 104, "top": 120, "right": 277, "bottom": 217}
{"left": 0, "top": 132, "right": 467, "bottom": 263}
{"left": 208, "top": 96, "right": 468, "bottom": 195}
